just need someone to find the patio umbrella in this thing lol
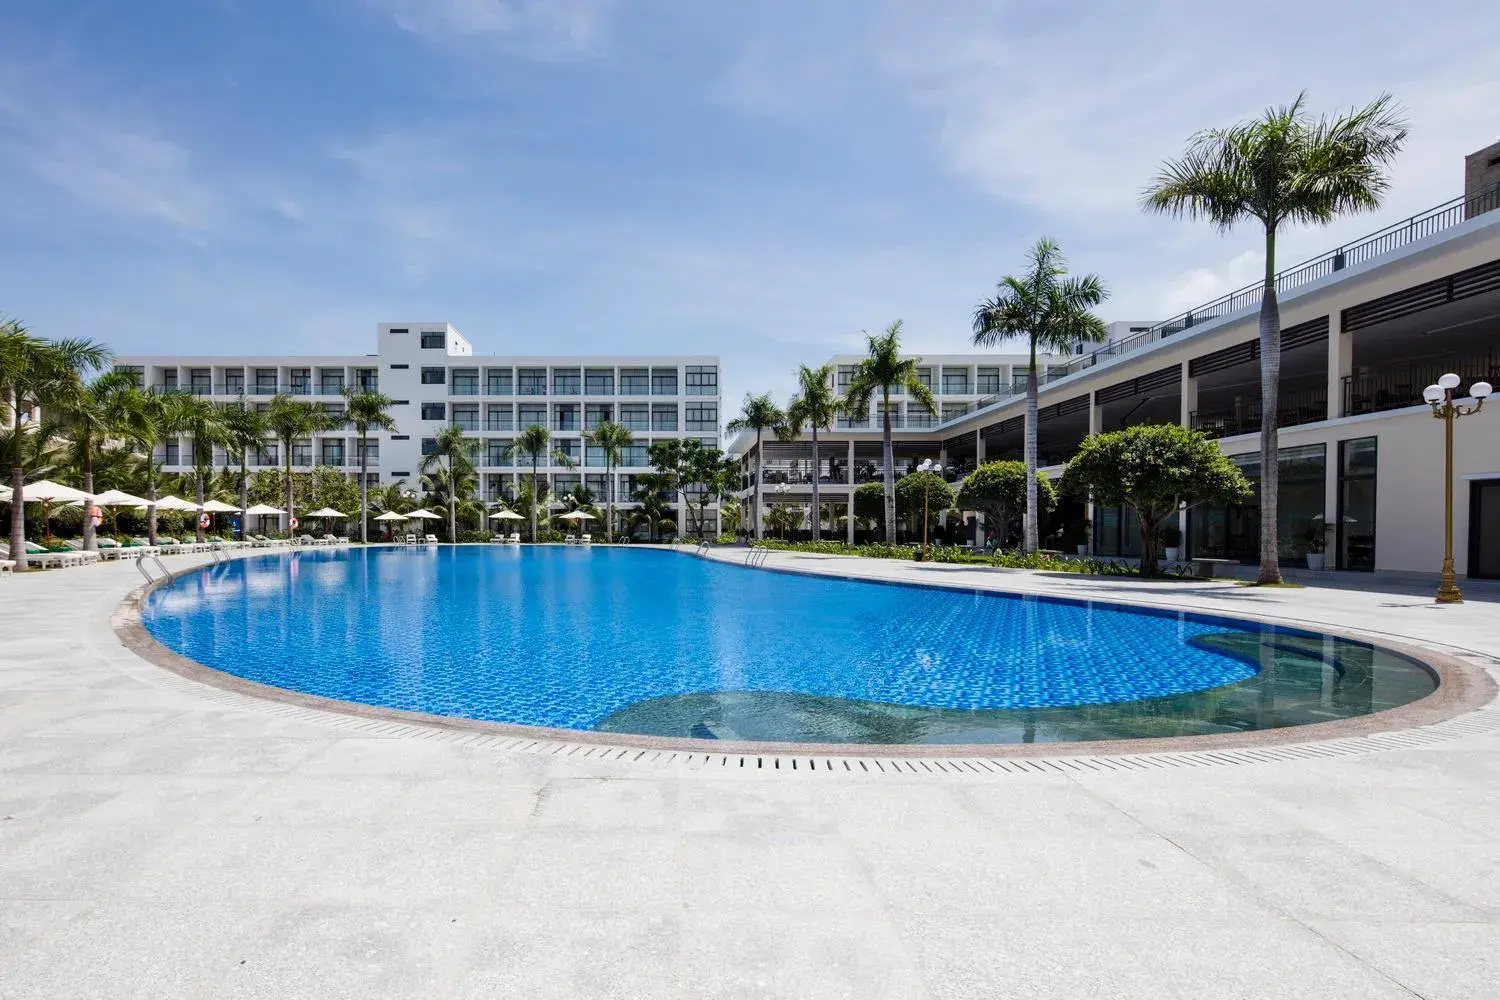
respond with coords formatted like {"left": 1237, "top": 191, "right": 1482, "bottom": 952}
{"left": 201, "top": 499, "right": 242, "bottom": 513}
{"left": 242, "top": 503, "right": 286, "bottom": 516}
{"left": 404, "top": 508, "right": 441, "bottom": 520}
{"left": 141, "top": 494, "right": 201, "bottom": 512}
{"left": 373, "top": 511, "right": 409, "bottom": 521}
{"left": 557, "top": 510, "right": 594, "bottom": 521}
{"left": 487, "top": 509, "right": 524, "bottom": 520}
{"left": 20, "top": 480, "right": 93, "bottom": 543}
{"left": 91, "top": 489, "right": 151, "bottom": 535}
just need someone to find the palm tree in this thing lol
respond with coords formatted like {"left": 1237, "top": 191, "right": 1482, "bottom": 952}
{"left": 221, "top": 401, "right": 269, "bottom": 541}
{"left": 2, "top": 322, "right": 111, "bottom": 570}
{"left": 584, "top": 420, "right": 633, "bottom": 543}
{"left": 726, "top": 392, "right": 786, "bottom": 542}
{"left": 265, "top": 394, "right": 335, "bottom": 535}
{"left": 779, "top": 364, "right": 839, "bottom": 542}
{"left": 842, "top": 322, "right": 937, "bottom": 544}
{"left": 505, "top": 423, "right": 572, "bottom": 542}
{"left": 175, "top": 396, "right": 229, "bottom": 542}
{"left": 972, "top": 239, "right": 1109, "bottom": 553}
{"left": 420, "top": 423, "right": 478, "bottom": 542}
{"left": 1143, "top": 92, "right": 1407, "bottom": 583}
{"left": 343, "top": 387, "right": 397, "bottom": 543}
{"left": 54, "top": 370, "right": 137, "bottom": 550}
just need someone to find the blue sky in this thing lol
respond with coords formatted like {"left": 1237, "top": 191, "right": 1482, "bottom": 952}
{"left": 2, "top": 0, "right": 1497, "bottom": 416}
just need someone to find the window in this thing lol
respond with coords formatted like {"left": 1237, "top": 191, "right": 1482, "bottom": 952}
{"left": 356, "top": 440, "right": 379, "bottom": 461}
{"left": 620, "top": 404, "right": 649, "bottom": 431}
{"left": 915, "top": 367, "right": 933, "bottom": 391}
{"left": 486, "top": 369, "right": 513, "bottom": 395}
{"left": 651, "top": 368, "right": 678, "bottom": 395}
{"left": 619, "top": 368, "right": 649, "bottom": 395}
{"left": 189, "top": 369, "right": 212, "bottom": 395}
{"left": 584, "top": 369, "right": 614, "bottom": 395}
{"left": 421, "top": 438, "right": 438, "bottom": 456}
{"left": 420, "top": 367, "right": 446, "bottom": 385}
{"left": 451, "top": 405, "right": 479, "bottom": 431}
{"left": 942, "top": 370, "right": 970, "bottom": 395}
{"left": 486, "top": 440, "right": 512, "bottom": 467}
{"left": 554, "top": 404, "right": 580, "bottom": 431}
{"left": 837, "top": 365, "right": 856, "bottom": 390}
{"left": 389, "top": 328, "right": 409, "bottom": 334}
{"left": 685, "top": 403, "right": 717, "bottom": 432}
{"left": 114, "top": 365, "right": 144, "bottom": 387}
{"left": 941, "top": 403, "right": 971, "bottom": 421}
{"left": 552, "top": 368, "right": 581, "bottom": 395}
{"left": 319, "top": 370, "right": 345, "bottom": 395}
{"left": 621, "top": 443, "right": 649, "bottom": 466}
{"left": 355, "top": 369, "right": 378, "bottom": 392}
{"left": 1337, "top": 437, "right": 1377, "bottom": 571}
{"left": 392, "top": 470, "right": 411, "bottom": 479}
{"left": 291, "top": 442, "right": 312, "bottom": 466}
{"left": 389, "top": 363, "right": 410, "bottom": 370}
{"left": 685, "top": 365, "right": 718, "bottom": 396}
{"left": 976, "top": 366, "right": 1001, "bottom": 394}
{"left": 421, "top": 403, "right": 446, "bottom": 420}
{"left": 486, "top": 405, "right": 513, "bottom": 431}
{"left": 392, "top": 400, "right": 410, "bottom": 406}
{"left": 585, "top": 404, "right": 612, "bottom": 429}
{"left": 162, "top": 369, "right": 179, "bottom": 390}
{"left": 391, "top": 435, "right": 411, "bottom": 441}
{"left": 320, "top": 442, "right": 345, "bottom": 466}
{"left": 651, "top": 405, "right": 678, "bottom": 431}
{"left": 907, "top": 405, "right": 935, "bottom": 428}
{"left": 518, "top": 368, "right": 547, "bottom": 395}
{"left": 518, "top": 404, "right": 546, "bottom": 427}
{"left": 288, "top": 369, "right": 311, "bottom": 394}
{"left": 585, "top": 444, "right": 607, "bottom": 467}
{"left": 554, "top": 439, "right": 580, "bottom": 463}
{"left": 420, "top": 331, "right": 445, "bottom": 348}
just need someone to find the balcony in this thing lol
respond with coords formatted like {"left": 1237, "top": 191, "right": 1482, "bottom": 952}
{"left": 1342, "top": 355, "right": 1500, "bottom": 416}
{"left": 485, "top": 381, "right": 512, "bottom": 396}
{"left": 451, "top": 419, "right": 480, "bottom": 432}
{"left": 1190, "top": 386, "right": 1328, "bottom": 440}
{"left": 485, "top": 419, "right": 513, "bottom": 432}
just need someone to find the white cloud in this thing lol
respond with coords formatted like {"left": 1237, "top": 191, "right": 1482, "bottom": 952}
{"left": 364, "top": 0, "right": 613, "bottom": 57}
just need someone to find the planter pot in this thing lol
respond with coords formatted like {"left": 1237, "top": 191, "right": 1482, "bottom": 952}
{"left": 1164, "top": 547, "right": 1180, "bottom": 562}
{"left": 1306, "top": 552, "right": 1325, "bottom": 571}
{"left": 1076, "top": 544, "right": 1088, "bottom": 556}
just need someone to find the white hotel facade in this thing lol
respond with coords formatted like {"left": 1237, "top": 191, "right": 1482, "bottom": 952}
{"left": 115, "top": 324, "right": 723, "bottom": 533}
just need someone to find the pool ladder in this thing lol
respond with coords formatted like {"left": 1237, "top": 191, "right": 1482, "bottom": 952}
{"left": 135, "top": 552, "right": 174, "bottom": 587}
{"left": 745, "top": 546, "right": 771, "bottom": 567}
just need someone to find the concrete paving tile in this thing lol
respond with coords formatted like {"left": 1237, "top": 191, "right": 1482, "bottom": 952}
{"left": 1307, "top": 919, "right": 1500, "bottom": 1000}
{"left": 533, "top": 776, "right": 677, "bottom": 830}
{"left": 676, "top": 831, "right": 886, "bottom": 915}
{"left": 498, "top": 829, "right": 682, "bottom": 912}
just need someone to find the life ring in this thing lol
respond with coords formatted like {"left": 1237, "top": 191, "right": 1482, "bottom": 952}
{"left": 89, "top": 504, "right": 102, "bottom": 528}
{"left": 199, "top": 513, "right": 212, "bottom": 529}
{"left": 289, "top": 516, "right": 299, "bottom": 530}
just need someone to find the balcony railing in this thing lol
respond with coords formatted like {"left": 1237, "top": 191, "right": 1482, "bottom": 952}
{"left": 1190, "top": 386, "right": 1329, "bottom": 440}
{"left": 964, "top": 184, "right": 1500, "bottom": 423}
{"left": 449, "top": 384, "right": 480, "bottom": 396}
{"left": 1342, "top": 355, "right": 1500, "bottom": 416}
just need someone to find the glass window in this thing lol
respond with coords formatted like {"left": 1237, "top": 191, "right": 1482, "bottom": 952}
{"left": 421, "top": 437, "right": 438, "bottom": 456}
{"left": 421, "top": 402, "right": 445, "bottom": 420}
{"left": 517, "top": 368, "right": 547, "bottom": 395}
{"left": 420, "top": 331, "right": 445, "bottom": 348}
{"left": 114, "top": 365, "right": 145, "bottom": 387}
{"left": 941, "top": 369, "right": 970, "bottom": 394}
{"left": 420, "top": 367, "right": 446, "bottom": 385}
{"left": 685, "top": 365, "right": 718, "bottom": 396}
{"left": 621, "top": 443, "right": 649, "bottom": 466}
{"left": 554, "top": 404, "right": 580, "bottom": 431}
{"left": 486, "top": 405, "right": 513, "bottom": 431}
{"left": 620, "top": 368, "right": 650, "bottom": 395}
{"left": 450, "top": 369, "right": 478, "bottom": 395}
{"left": 1192, "top": 445, "right": 1326, "bottom": 564}
{"left": 486, "top": 368, "right": 513, "bottom": 395}
{"left": 651, "top": 368, "right": 678, "bottom": 395}
{"left": 553, "top": 369, "right": 581, "bottom": 395}
{"left": 620, "top": 404, "right": 649, "bottom": 431}
{"left": 451, "top": 405, "right": 478, "bottom": 430}
{"left": 1338, "top": 437, "right": 1377, "bottom": 572}
{"left": 651, "top": 405, "right": 678, "bottom": 431}
{"left": 976, "top": 366, "right": 1001, "bottom": 394}
{"left": 584, "top": 369, "right": 614, "bottom": 395}
{"left": 518, "top": 404, "right": 546, "bottom": 427}
{"left": 585, "top": 404, "right": 612, "bottom": 429}
{"left": 685, "top": 403, "right": 717, "bottom": 432}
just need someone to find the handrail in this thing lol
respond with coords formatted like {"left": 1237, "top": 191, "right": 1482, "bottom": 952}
{"left": 960, "top": 183, "right": 1500, "bottom": 423}
{"left": 135, "top": 553, "right": 174, "bottom": 587}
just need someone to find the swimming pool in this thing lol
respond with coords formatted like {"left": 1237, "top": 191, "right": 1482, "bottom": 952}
{"left": 140, "top": 546, "right": 1437, "bottom": 745}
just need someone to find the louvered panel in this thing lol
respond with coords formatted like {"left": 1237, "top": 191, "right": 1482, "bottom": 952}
{"left": 1280, "top": 315, "right": 1330, "bottom": 351}
{"left": 1095, "top": 367, "right": 1180, "bottom": 405}
{"left": 1190, "top": 341, "right": 1257, "bottom": 378}
{"left": 1055, "top": 394, "right": 1092, "bottom": 417}
{"left": 1450, "top": 258, "right": 1500, "bottom": 299}
{"left": 1341, "top": 258, "right": 1500, "bottom": 332}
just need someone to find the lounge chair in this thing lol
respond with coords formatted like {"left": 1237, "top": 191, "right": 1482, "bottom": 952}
{"left": 490, "top": 534, "right": 508, "bottom": 544}
{"left": 0, "top": 543, "right": 83, "bottom": 569}
{"left": 61, "top": 540, "right": 103, "bottom": 564}
{"left": 93, "top": 538, "right": 127, "bottom": 560}
{"left": 508, "top": 532, "right": 521, "bottom": 544}
{"left": 424, "top": 534, "right": 439, "bottom": 545}
{"left": 564, "top": 534, "right": 577, "bottom": 545}
{"left": 335, "top": 536, "right": 350, "bottom": 545}
{"left": 127, "top": 538, "right": 163, "bottom": 556}
{"left": 580, "top": 533, "right": 592, "bottom": 545}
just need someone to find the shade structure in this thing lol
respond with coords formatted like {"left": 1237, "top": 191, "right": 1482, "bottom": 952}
{"left": 243, "top": 503, "right": 287, "bottom": 516}
{"left": 488, "top": 509, "right": 524, "bottom": 520}
{"left": 557, "top": 510, "right": 595, "bottom": 521}
{"left": 305, "top": 507, "right": 348, "bottom": 518}
{"left": 140, "top": 495, "right": 201, "bottom": 512}
{"left": 200, "top": 499, "right": 242, "bottom": 513}
{"left": 0, "top": 484, "right": 10, "bottom": 502}
{"left": 93, "top": 489, "right": 151, "bottom": 508}
{"left": 404, "top": 508, "right": 442, "bottom": 520}
{"left": 373, "top": 511, "right": 409, "bottom": 522}
{"left": 19, "top": 479, "right": 93, "bottom": 503}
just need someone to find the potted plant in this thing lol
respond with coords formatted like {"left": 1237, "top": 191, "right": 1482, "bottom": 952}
{"left": 1302, "top": 521, "right": 1333, "bottom": 570}
{"left": 1075, "top": 518, "right": 1091, "bottom": 557}
{"left": 1162, "top": 524, "right": 1182, "bottom": 562}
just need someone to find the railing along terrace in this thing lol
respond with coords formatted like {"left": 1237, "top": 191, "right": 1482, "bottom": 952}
{"left": 964, "top": 184, "right": 1500, "bottom": 420}
{"left": 1189, "top": 386, "right": 1329, "bottom": 440}
{"left": 1342, "top": 354, "right": 1500, "bottom": 416}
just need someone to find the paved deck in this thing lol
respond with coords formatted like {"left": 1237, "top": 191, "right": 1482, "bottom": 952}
{"left": 2, "top": 548, "right": 1498, "bottom": 999}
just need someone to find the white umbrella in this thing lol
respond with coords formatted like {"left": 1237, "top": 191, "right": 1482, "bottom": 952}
{"left": 140, "top": 495, "right": 201, "bottom": 512}
{"left": 305, "top": 507, "right": 348, "bottom": 518}
{"left": 488, "top": 509, "right": 524, "bottom": 520}
{"left": 373, "top": 511, "right": 409, "bottom": 522}
{"left": 20, "top": 479, "right": 93, "bottom": 503}
{"left": 404, "top": 508, "right": 442, "bottom": 520}
{"left": 94, "top": 489, "right": 150, "bottom": 508}
{"left": 557, "top": 510, "right": 594, "bottom": 521}
{"left": 243, "top": 503, "right": 287, "bottom": 516}
{"left": 201, "top": 499, "right": 242, "bottom": 513}
{"left": 0, "top": 484, "right": 11, "bottom": 501}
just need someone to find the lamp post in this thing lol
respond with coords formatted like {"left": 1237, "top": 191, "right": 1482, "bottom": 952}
{"left": 917, "top": 459, "right": 943, "bottom": 561}
{"left": 1421, "top": 373, "right": 1491, "bottom": 604}
{"left": 773, "top": 482, "right": 791, "bottom": 540}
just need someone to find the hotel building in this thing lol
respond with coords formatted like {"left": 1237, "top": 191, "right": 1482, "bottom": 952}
{"left": 731, "top": 143, "right": 1500, "bottom": 579}
{"left": 115, "top": 325, "right": 723, "bottom": 534}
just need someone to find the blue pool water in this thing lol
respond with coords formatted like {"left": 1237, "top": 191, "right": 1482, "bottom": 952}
{"left": 141, "top": 547, "right": 1436, "bottom": 744}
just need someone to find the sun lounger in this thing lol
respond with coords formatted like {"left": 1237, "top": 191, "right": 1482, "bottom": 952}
{"left": 580, "top": 533, "right": 592, "bottom": 545}
{"left": 0, "top": 543, "right": 83, "bottom": 569}
{"left": 93, "top": 538, "right": 128, "bottom": 560}
{"left": 127, "top": 539, "right": 163, "bottom": 557}
{"left": 564, "top": 534, "right": 577, "bottom": 545}
{"left": 61, "top": 540, "right": 103, "bottom": 564}
{"left": 424, "top": 534, "right": 439, "bottom": 545}
{"left": 509, "top": 532, "right": 521, "bottom": 544}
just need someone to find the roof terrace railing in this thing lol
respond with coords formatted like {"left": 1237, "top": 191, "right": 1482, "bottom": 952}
{"left": 961, "top": 183, "right": 1500, "bottom": 422}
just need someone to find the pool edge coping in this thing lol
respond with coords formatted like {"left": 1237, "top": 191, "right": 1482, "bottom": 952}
{"left": 111, "top": 548, "right": 1499, "bottom": 760}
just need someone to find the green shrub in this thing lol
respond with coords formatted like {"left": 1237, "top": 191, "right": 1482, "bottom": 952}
{"left": 456, "top": 530, "right": 491, "bottom": 544}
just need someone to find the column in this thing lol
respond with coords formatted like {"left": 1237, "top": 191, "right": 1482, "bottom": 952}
{"left": 1326, "top": 313, "right": 1352, "bottom": 421}
{"left": 846, "top": 440, "right": 856, "bottom": 545}
{"left": 1086, "top": 393, "right": 1100, "bottom": 554}
{"left": 973, "top": 429, "right": 986, "bottom": 545}
{"left": 1179, "top": 360, "right": 1197, "bottom": 429}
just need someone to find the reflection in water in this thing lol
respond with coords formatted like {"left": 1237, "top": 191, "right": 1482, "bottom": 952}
{"left": 143, "top": 547, "right": 1437, "bottom": 744}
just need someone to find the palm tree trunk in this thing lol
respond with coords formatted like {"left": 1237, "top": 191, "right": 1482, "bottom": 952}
{"left": 531, "top": 458, "right": 539, "bottom": 542}
{"left": 1257, "top": 227, "right": 1284, "bottom": 584}
{"left": 358, "top": 430, "right": 369, "bottom": 544}
{"left": 752, "top": 428, "right": 763, "bottom": 541}
{"left": 1024, "top": 348, "right": 1040, "bottom": 554}
{"left": 82, "top": 440, "right": 96, "bottom": 551}
{"left": 195, "top": 469, "right": 206, "bottom": 543}
{"left": 881, "top": 390, "right": 896, "bottom": 544}
{"left": 238, "top": 457, "right": 249, "bottom": 541}
{"left": 283, "top": 444, "right": 294, "bottom": 538}
{"left": 810, "top": 425, "right": 820, "bottom": 542}
{"left": 146, "top": 447, "right": 159, "bottom": 546}
{"left": 605, "top": 457, "right": 614, "bottom": 543}
{"left": 9, "top": 405, "right": 26, "bottom": 571}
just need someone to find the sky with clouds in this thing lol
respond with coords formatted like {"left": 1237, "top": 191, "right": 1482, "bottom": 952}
{"left": 2, "top": 0, "right": 1497, "bottom": 416}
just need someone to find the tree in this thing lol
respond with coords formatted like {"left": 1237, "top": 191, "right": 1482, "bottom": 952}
{"left": 505, "top": 424, "right": 572, "bottom": 542}
{"left": 842, "top": 321, "right": 938, "bottom": 544}
{"left": 420, "top": 423, "right": 478, "bottom": 542}
{"left": 584, "top": 420, "right": 633, "bottom": 543}
{"left": 972, "top": 239, "right": 1108, "bottom": 554}
{"left": 221, "top": 401, "right": 269, "bottom": 541}
{"left": 344, "top": 387, "right": 397, "bottom": 544}
{"left": 763, "top": 504, "right": 804, "bottom": 540}
{"left": 1143, "top": 93, "right": 1407, "bottom": 583}
{"left": 852, "top": 481, "right": 886, "bottom": 534}
{"left": 955, "top": 460, "right": 1058, "bottom": 549}
{"left": 628, "top": 472, "right": 677, "bottom": 542}
{"left": 1059, "top": 424, "right": 1253, "bottom": 576}
{"left": 173, "top": 395, "right": 229, "bottom": 542}
{"left": 646, "top": 438, "right": 735, "bottom": 541}
{"left": 265, "top": 394, "right": 335, "bottom": 534}
{"left": 53, "top": 370, "right": 137, "bottom": 550}
{"left": 894, "top": 471, "right": 954, "bottom": 541}
{"left": 726, "top": 392, "right": 785, "bottom": 542}
{"left": 1, "top": 322, "right": 110, "bottom": 570}
{"left": 780, "top": 364, "right": 838, "bottom": 542}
